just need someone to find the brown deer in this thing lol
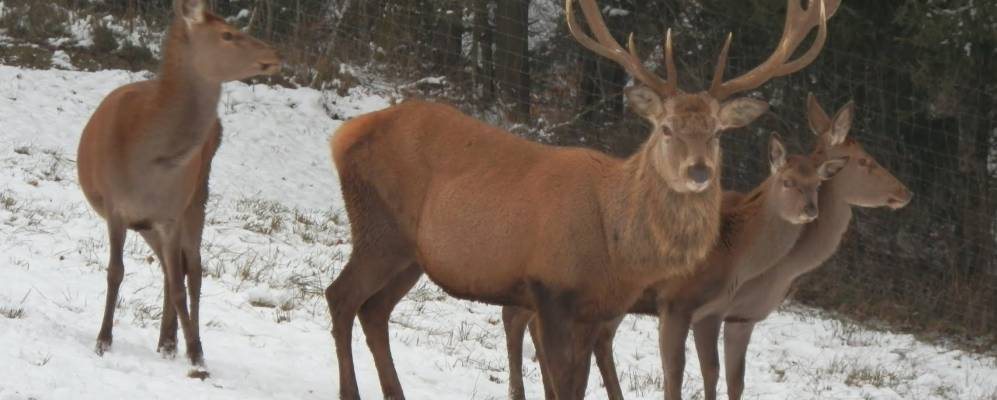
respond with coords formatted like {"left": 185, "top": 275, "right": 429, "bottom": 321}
{"left": 695, "top": 95, "right": 912, "bottom": 400}
{"left": 326, "top": 0, "right": 833, "bottom": 397}
{"left": 76, "top": 0, "right": 280, "bottom": 377}
{"left": 505, "top": 134, "right": 848, "bottom": 400}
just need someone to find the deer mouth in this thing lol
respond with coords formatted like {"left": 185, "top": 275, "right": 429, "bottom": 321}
{"left": 258, "top": 61, "right": 282, "bottom": 74}
{"left": 887, "top": 196, "right": 910, "bottom": 210}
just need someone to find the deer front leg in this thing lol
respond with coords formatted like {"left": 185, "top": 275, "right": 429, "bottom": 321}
{"left": 659, "top": 306, "right": 692, "bottom": 400}
{"left": 140, "top": 230, "right": 178, "bottom": 358}
{"left": 723, "top": 321, "right": 756, "bottom": 400}
{"left": 593, "top": 316, "right": 625, "bottom": 400}
{"left": 692, "top": 316, "right": 722, "bottom": 400}
{"left": 159, "top": 223, "right": 206, "bottom": 378}
{"left": 502, "top": 305, "right": 535, "bottom": 400}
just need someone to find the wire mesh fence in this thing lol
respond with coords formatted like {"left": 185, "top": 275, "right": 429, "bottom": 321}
{"left": 2, "top": 0, "right": 994, "bottom": 348}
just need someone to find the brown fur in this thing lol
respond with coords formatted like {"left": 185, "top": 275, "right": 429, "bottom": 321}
{"left": 76, "top": 0, "right": 280, "bottom": 375}
{"left": 504, "top": 146, "right": 849, "bottom": 400}
{"left": 698, "top": 95, "right": 912, "bottom": 400}
{"left": 327, "top": 99, "right": 723, "bottom": 400}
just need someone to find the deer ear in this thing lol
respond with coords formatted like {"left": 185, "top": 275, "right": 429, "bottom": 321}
{"left": 769, "top": 133, "right": 787, "bottom": 174}
{"left": 818, "top": 156, "right": 850, "bottom": 180}
{"left": 175, "top": 0, "right": 206, "bottom": 25}
{"left": 718, "top": 98, "right": 768, "bottom": 130}
{"left": 625, "top": 85, "right": 664, "bottom": 121}
{"left": 828, "top": 101, "right": 855, "bottom": 146}
{"left": 807, "top": 93, "right": 831, "bottom": 135}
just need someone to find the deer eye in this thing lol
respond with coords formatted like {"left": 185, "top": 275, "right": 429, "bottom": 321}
{"left": 858, "top": 158, "right": 868, "bottom": 167}
{"left": 222, "top": 32, "right": 234, "bottom": 41}
{"left": 783, "top": 179, "right": 795, "bottom": 188}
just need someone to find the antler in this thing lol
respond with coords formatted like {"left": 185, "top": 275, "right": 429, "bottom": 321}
{"left": 565, "top": 0, "right": 679, "bottom": 96}
{"left": 709, "top": 0, "right": 840, "bottom": 100}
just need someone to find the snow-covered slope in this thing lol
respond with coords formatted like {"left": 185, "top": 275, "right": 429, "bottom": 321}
{"left": 0, "top": 65, "right": 995, "bottom": 400}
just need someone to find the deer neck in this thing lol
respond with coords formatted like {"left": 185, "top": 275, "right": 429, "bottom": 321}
{"left": 608, "top": 137, "right": 721, "bottom": 279}
{"left": 147, "top": 23, "right": 223, "bottom": 160}
{"left": 771, "top": 178, "right": 853, "bottom": 283}
{"left": 729, "top": 178, "right": 807, "bottom": 284}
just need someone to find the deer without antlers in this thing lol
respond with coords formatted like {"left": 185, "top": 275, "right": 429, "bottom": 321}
{"left": 76, "top": 0, "right": 280, "bottom": 377}
{"left": 502, "top": 0, "right": 839, "bottom": 398}
{"left": 700, "top": 95, "right": 912, "bottom": 400}
{"left": 326, "top": 0, "right": 833, "bottom": 397}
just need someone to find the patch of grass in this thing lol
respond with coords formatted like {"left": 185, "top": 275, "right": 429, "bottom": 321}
{"left": 1, "top": 191, "right": 18, "bottom": 211}
{"left": 844, "top": 365, "right": 912, "bottom": 389}
{"left": 0, "top": 306, "right": 26, "bottom": 319}
{"left": 0, "top": 1, "right": 69, "bottom": 43}
{"left": 0, "top": 44, "right": 52, "bottom": 69}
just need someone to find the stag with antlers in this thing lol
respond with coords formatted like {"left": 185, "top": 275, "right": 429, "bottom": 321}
{"left": 326, "top": 0, "right": 833, "bottom": 398}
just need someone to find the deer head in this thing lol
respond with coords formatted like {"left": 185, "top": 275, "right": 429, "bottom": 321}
{"left": 173, "top": 0, "right": 282, "bottom": 82}
{"left": 807, "top": 94, "right": 913, "bottom": 210}
{"left": 769, "top": 134, "right": 848, "bottom": 224}
{"left": 566, "top": 0, "right": 839, "bottom": 193}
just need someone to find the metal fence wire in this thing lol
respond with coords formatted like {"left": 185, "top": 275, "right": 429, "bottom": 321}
{"left": 10, "top": 0, "right": 995, "bottom": 348}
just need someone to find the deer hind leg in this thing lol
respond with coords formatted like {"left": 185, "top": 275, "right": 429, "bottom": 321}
{"left": 357, "top": 263, "right": 423, "bottom": 400}
{"left": 723, "top": 321, "right": 756, "bottom": 400}
{"left": 593, "top": 316, "right": 625, "bottom": 400}
{"left": 692, "top": 316, "right": 722, "bottom": 400}
{"left": 326, "top": 243, "right": 412, "bottom": 400}
{"left": 95, "top": 217, "right": 127, "bottom": 355}
{"left": 140, "top": 230, "right": 178, "bottom": 358}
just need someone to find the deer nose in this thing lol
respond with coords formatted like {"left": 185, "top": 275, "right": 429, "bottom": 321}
{"left": 687, "top": 163, "right": 711, "bottom": 184}
{"left": 803, "top": 203, "right": 818, "bottom": 219}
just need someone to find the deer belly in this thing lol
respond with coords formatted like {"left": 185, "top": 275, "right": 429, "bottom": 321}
{"left": 415, "top": 183, "right": 537, "bottom": 304}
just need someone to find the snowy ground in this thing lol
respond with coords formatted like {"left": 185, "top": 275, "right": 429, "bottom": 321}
{"left": 0, "top": 64, "right": 995, "bottom": 400}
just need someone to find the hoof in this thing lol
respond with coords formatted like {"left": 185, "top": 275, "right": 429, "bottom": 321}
{"left": 187, "top": 366, "right": 210, "bottom": 380}
{"left": 158, "top": 342, "right": 178, "bottom": 359}
{"left": 95, "top": 338, "right": 112, "bottom": 356}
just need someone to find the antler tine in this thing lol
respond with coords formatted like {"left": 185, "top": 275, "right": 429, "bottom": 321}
{"left": 709, "top": 0, "right": 834, "bottom": 100}
{"left": 710, "top": 33, "right": 733, "bottom": 91}
{"left": 565, "top": 0, "right": 676, "bottom": 96}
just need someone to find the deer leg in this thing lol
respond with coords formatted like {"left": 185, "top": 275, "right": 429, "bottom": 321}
{"left": 181, "top": 203, "right": 206, "bottom": 364}
{"left": 593, "top": 316, "right": 625, "bottom": 400}
{"left": 158, "top": 223, "right": 205, "bottom": 375}
{"left": 692, "top": 316, "right": 722, "bottom": 400}
{"left": 141, "top": 230, "right": 178, "bottom": 358}
{"left": 527, "top": 314, "right": 557, "bottom": 400}
{"left": 95, "top": 217, "right": 127, "bottom": 355}
{"left": 502, "top": 305, "right": 535, "bottom": 400}
{"left": 723, "top": 321, "right": 756, "bottom": 400}
{"left": 326, "top": 249, "right": 411, "bottom": 400}
{"left": 357, "top": 264, "right": 423, "bottom": 400}
{"left": 659, "top": 307, "right": 692, "bottom": 400}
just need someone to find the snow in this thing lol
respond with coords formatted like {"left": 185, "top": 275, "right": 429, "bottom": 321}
{"left": 1, "top": 64, "right": 996, "bottom": 399}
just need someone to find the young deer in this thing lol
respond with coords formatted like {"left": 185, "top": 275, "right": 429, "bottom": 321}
{"left": 327, "top": 0, "right": 833, "bottom": 397}
{"left": 76, "top": 0, "right": 280, "bottom": 376}
{"left": 696, "top": 95, "right": 912, "bottom": 400}
{"left": 505, "top": 135, "right": 849, "bottom": 400}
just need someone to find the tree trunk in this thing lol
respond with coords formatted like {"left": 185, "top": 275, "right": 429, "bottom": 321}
{"left": 494, "top": 0, "right": 531, "bottom": 123}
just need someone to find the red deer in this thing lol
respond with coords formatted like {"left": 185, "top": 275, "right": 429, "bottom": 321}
{"left": 325, "top": 0, "right": 832, "bottom": 397}
{"left": 505, "top": 135, "right": 848, "bottom": 400}
{"left": 698, "top": 95, "right": 912, "bottom": 400}
{"left": 76, "top": 0, "right": 280, "bottom": 377}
